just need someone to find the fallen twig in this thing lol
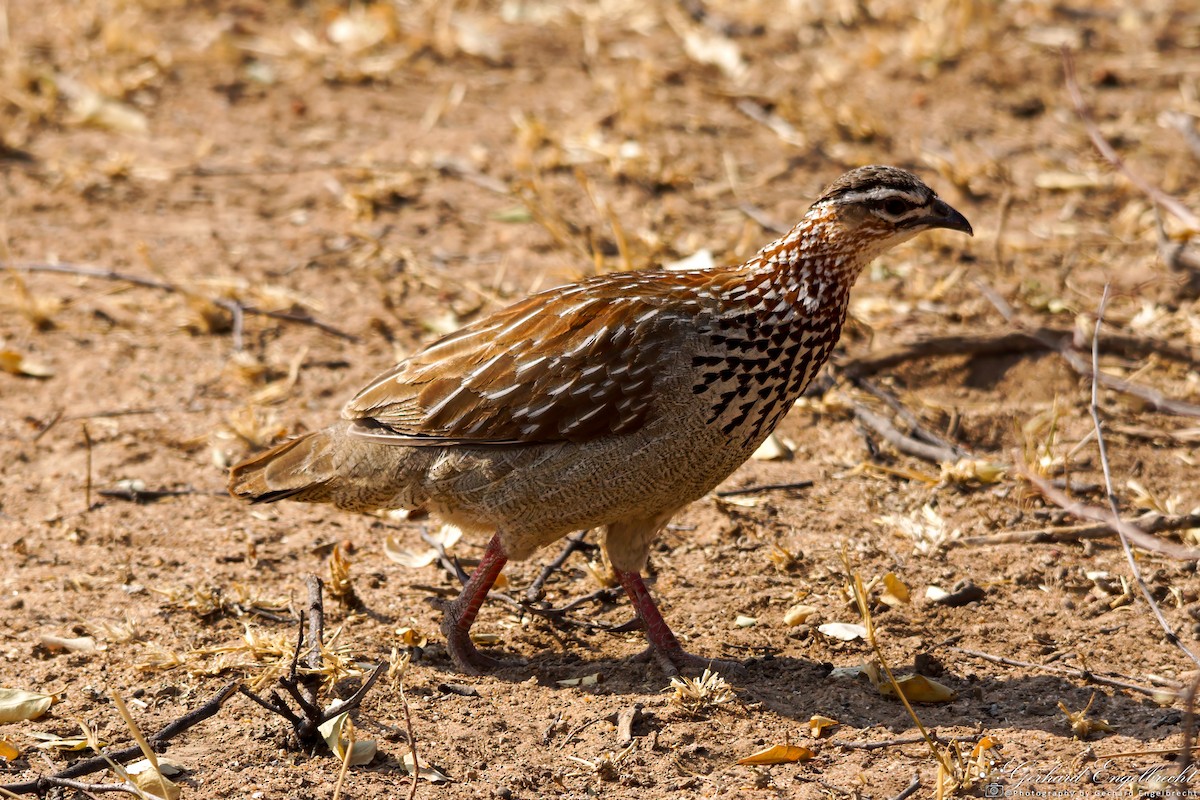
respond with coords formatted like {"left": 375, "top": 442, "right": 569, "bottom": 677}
{"left": 98, "top": 485, "right": 227, "bottom": 503}
{"left": 838, "top": 328, "right": 1200, "bottom": 378}
{"left": 616, "top": 703, "right": 643, "bottom": 748}
{"left": 852, "top": 403, "right": 963, "bottom": 465}
{"left": 239, "top": 576, "right": 388, "bottom": 747}
{"left": 975, "top": 280, "right": 1200, "bottom": 418}
{"left": 525, "top": 531, "right": 593, "bottom": 604}
{"left": 949, "top": 646, "right": 1172, "bottom": 698}
{"left": 0, "top": 681, "right": 239, "bottom": 795}
{"left": 715, "top": 480, "right": 814, "bottom": 498}
{"left": 423, "top": 529, "right": 617, "bottom": 632}
{"left": 957, "top": 511, "right": 1200, "bottom": 547}
{"left": 1084, "top": 288, "right": 1200, "bottom": 669}
{"left": 4, "top": 261, "right": 358, "bottom": 347}
{"left": 849, "top": 374, "right": 971, "bottom": 459}
{"left": 1021, "top": 468, "right": 1200, "bottom": 561}
{"left": 887, "top": 773, "right": 922, "bottom": 800}
{"left": 1062, "top": 48, "right": 1200, "bottom": 229}
{"left": 836, "top": 734, "right": 981, "bottom": 752}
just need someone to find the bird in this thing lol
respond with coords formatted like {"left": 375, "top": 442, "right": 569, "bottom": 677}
{"left": 229, "top": 165, "right": 972, "bottom": 676}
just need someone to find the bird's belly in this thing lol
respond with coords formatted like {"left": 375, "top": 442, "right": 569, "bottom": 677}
{"left": 420, "top": 409, "right": 767, "bottom": 559}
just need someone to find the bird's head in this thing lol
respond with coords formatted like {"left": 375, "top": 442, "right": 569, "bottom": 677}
{"left": 808, "top": 165, "right": 973, "bottom": 257}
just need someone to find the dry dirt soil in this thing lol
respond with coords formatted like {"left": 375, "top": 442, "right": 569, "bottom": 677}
{"left": 4, "top": 1, "right": 1200, "bottom": 798}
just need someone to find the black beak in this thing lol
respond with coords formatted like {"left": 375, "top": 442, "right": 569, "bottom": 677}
{"left": 926, "top": 197, "right": 973, "bottom": 236}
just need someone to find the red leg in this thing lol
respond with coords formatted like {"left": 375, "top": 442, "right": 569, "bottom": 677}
{"left": 440, "top": 533, "right": 508, "bottom": 674}
{"left": 615, "top": 568, "right": 745, "bottom": 677}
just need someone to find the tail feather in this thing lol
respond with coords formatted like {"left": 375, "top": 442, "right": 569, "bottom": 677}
{"left": 228, "top": 431, "right": 335, "bottom": 504}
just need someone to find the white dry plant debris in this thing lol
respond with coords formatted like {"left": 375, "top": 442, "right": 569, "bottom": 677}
{"left": 134, "top": 621, "right": 367, "bottom": 694}
{"left": 668, "top": 668, "right": 736, "bottom": 717}
{"left": 877, "top": 503, "right": 960, "bottom": 555}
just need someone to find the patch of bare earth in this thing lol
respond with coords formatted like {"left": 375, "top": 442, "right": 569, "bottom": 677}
{"left": 3, "top": 1, "right": 1200, "bottom": 797}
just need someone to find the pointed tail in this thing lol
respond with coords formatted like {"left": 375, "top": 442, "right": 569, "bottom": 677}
{"left": 228, "top": 430, "right": 335, "bottom": 504}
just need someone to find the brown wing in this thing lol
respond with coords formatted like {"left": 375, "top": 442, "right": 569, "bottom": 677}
{"left": 342, "top": 272, "right": 700, "bottom": 445}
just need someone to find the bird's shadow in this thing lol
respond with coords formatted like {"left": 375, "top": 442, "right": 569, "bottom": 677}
{"left": 408, "top": 646, "right": 1182, "bottom": 745}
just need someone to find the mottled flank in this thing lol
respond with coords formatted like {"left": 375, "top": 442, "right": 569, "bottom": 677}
{"left": 229, "top": 165, "right": 972, "bottom": 674}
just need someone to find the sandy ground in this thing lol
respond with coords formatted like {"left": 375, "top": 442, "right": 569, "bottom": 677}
{"left": 4, "top": 1, "right": 1200, "bottom": 797}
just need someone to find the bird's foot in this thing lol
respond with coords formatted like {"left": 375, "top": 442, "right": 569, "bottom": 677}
{"left": 441, "top": 618, "right": 522, "bottom": 675}
{"left": 628, "top": 642, "right": 747, "bottom": 679}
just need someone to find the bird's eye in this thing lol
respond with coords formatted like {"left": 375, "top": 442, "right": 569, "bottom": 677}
{"left": 881, "top": 198, "right": 909, "bottom": 216}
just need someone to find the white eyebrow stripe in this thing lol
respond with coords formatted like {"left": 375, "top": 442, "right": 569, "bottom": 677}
{"left": 830, "top": 187, "right": 928, "bottom": 206}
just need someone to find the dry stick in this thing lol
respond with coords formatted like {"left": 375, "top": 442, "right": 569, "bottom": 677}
{"left": 1086, "top": 287, "right": 1200, "bottom": 670}
{"left": 12, "top": 777, "right": 140, "bottom": 796}
{"left": 715, "top": 480, "right": 814, "bottom": 498}
{"left": 975, "top": 280, "right": 1200, "bottom": 419}
{"left": 400, "top": 678, "right": 420, "bottom": 800}
{"left": 0, "top": 681, "right": 239, "bottom": 796}
{"left": 949, "top": 646, "right": 1171, "bottom": 698}
{"left": 837, "top": 329, "right": 1200, "bottom": 379}
{"left": 81, "top": 422, "right": 93, "bottom": 512}
{"left": 1062, "top": 47, "right": 1200, "bottom": 230}
{"left": 330, "top": 717, "right": 355, "bottom": 800}
{"left": 838, "top": 734, "right": 981, "bottom": 752}
{"left": 852, "top": 404, "right": 962, "bottom": 465}
{"left": 957, "top": 512, "right": 1200, "bottom": 547}
{"left": 849, "top": 373, "right": 970, "bottom": 458}
{"left": 837, "top": 331, "right": 1046, "bottom": 378}
{"left": 421, "top": 530, "right": 614, "bottom": 631}
{"left": 525, "top": 531, "right": 592, "bottom": 604}
{"left": 887, "top": 773, "right": 922, "bottom": 800}
{"left": 1022, "top": 470, "right": 1200, "bottom": 561}
{"left": 5, "top": 261, "right": 357, "bottom": 345}
{"left": 300, "top": 576, "right": 325, "bottom": 729}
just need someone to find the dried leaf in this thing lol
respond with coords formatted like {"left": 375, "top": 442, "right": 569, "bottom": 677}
{"left": 401, "top": 752, "right": 453, "bottom": 783}
{"left": 879, "top": 573, "right": 910, "bottom": 608}
{"left": 556, "top": 672, "right": 601, "bottom": 687}
{"left": 817, "top": 622, "right": 867, "bottom": 641}
{"left": 29, "top": 732, "right": 97, "bottom": 751}
{"left": 0, "top": 350, "right": 54, "bottom": 378}
{"left": 131, "top": 768, "right": 181, "bottom": 800}
{"left": 808, "top": 715, "right": 838, "bottom": 738}
{"left": 39, "top": 634, "right": 99, "bottom": 653}
{"left": 879, "top": 673, "right": 957, "bottom": 703}
{"left": 318, "top": 711, "right": 377, "bottom": 766}
{"left": 470, "top": 632, "right": 501, "bottom": 645}
{"left": 1034, "top": 171, "right": 1106, "bottom": 191}
{"left": 940, "top": 458, "right": 1006, "bottom": 485}
{"left": 126, "top": 757, "right": 185, "bottom": 777}
{"left": 0, "top": 688, "right": 54, "bottom": 723}
{"left": 737, "top": 743, "right": 815, "bottom": 765}
{"left": 395, "top": 627, "right": 428, "bottom": 648}
{"left": 751, "top": 433, "right": 792, "bottom": 461}
{"left": 783, "top": 604, "right": 818, "bottom": 627}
